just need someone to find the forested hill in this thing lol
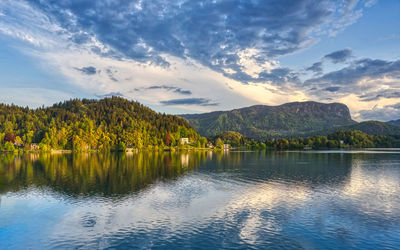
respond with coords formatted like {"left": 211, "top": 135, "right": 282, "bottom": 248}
{"left": 0, "top": 97, "right": 201, "bottom": 151}
{"left": 387, "top": 119, "right": 400, "bottom": 127}
{"left": 314, "top": 120, "right": 400, "bottom": 137}
{"left": 181, "top": 101, "right": 356, "bottom": 138}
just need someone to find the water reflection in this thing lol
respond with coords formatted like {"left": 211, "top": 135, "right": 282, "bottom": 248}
{"left": 0, "top": 151, "right": 357, "bottom": 197}
{"left": 0, "top": 152, "right": 207, "bottom": 197}
{"left": 202, "top": 151, "right": 354, "bottom": 187}
{"left": 1, "top": 151, "right": 400, "bottom": 249}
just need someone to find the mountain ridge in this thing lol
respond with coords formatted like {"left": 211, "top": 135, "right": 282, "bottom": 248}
{"left": 180, "top": 101, "right": 356, "bottom": 138}
{"left": 387, "top": 119, "right": 400, "bottom": 127}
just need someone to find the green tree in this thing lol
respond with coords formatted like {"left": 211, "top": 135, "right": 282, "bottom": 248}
{"left": 3, "top": 141, "right": 15, "bottom": 151}
{"left": 215, "top": 138, "right": 223, "bottom": 149}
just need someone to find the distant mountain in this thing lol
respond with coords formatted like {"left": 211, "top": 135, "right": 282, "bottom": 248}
{"left": 312, "top": 121, "right": 400, "bottom": 137}
{"left": 180, "top": 101, "right": 356, "bottom": 138}
{"left": 387, "top": 119, "right": 400, "bottom": 127}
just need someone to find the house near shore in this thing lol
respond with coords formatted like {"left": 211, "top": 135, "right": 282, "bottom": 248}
{"left": 223, "top": 144, "right": 230, "bottom": 150}
{"left": 180, "top": 138, "right": 189, "bottom": 145}
{"left": 207, "top": 142, "right": 214, "bottom": 148}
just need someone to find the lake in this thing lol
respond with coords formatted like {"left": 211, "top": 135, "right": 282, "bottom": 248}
{"left": 1, "top": 150, "right": 400, "bottom": 249}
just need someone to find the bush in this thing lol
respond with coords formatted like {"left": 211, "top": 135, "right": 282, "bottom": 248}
{"left": 3, "top": 141, "right": 15, "bottom": 151}
{"left": 39, "top": 143, "right": 50, "bottom": 151}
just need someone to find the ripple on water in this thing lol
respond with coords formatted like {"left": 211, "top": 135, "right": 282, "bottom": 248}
{"left": 81, "top": 213, "right": 97, "bottom": 228}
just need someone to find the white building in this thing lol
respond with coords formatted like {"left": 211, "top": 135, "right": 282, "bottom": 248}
{"left": 180, "top": 138, "right": 189, "bottom": 145}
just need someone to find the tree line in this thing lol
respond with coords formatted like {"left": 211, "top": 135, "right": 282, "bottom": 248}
{"left": 1, "top": 97, "right": 397, "bottom": 152}
{"left": 212, "top": 130, "right": 400, "bottom": 149}
{"left": 0, "top": 97, "right": 208, "bottom": 151}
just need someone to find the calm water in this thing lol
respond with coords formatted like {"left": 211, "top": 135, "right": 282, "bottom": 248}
{"left": 1, "top": 150, "right": 400, "bottom": 249}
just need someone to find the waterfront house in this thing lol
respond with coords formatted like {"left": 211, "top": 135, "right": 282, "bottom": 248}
{"left": 180, "top": 138, "right": 189, "bottom": 145}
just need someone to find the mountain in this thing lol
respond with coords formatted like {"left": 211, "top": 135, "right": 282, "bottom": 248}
{"left": 180, "top": 101, "right": 356, "bottom": 138}
{"left": 0, "top": 97, "right": 200, "bottom": 150}
{"left": 320, "top": 121, "right": 400, "bottom": 136}
{"left": 387, "top": 119, "right": 400, "bottom": 127}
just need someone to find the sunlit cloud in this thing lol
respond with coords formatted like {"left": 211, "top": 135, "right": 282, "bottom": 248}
{"left": 0, "top": 0, "right": 398, "bottom": 120}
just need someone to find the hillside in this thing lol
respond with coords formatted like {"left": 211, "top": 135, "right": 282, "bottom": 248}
{"left": 181, "top": 101, "right": 356, "bottom": 138}
{"left": 0, "top": 97, "right": 201, "bottom": 150}
{"left": 316, "top": 121, "right": 400, "bottom": 137}
{"left": 387, "top": 119, "right": 400, "bottom": 127}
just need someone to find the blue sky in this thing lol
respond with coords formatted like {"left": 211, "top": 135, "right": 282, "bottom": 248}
{"left": 0, "top": 0, "right": 399, "bottom": 120}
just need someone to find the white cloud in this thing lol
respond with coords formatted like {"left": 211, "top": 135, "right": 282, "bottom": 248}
{"left": 0, "top": 0, "right": 304, "bottom": 114}
{"left": 0, "top": 0, "right": 396, "bottom": 121}
{"left": 237, "top": 48, "right": 279, "bottom": 78}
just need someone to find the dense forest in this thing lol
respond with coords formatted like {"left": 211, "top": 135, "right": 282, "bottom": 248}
{"left": 0, "top": 97, "right": 398, "bottom": 152}
{"left": 0, "top": 97, "right": 206, "bottom": 151}
{"left": 272, "top": 130, "right": 400, "bottom": 149}
{"left": 228, "top": 130, "right": 400, "bottom": 150}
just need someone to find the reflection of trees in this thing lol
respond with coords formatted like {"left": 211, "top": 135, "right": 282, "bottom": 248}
{"left": 0, "top": 152, "right": 208, "bottom": 197}
{"left": 199, "top": 151, "right": 357, "bottom": 187}
{"left": 1, "top": 151, "right": 393, "bottom": 197}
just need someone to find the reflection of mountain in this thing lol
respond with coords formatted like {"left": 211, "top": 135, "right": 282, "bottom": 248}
{"left": 199, "top": 151, "right": 356, "bottom": 187}
{"left": 1, "top": 151, "right": 398, "bottom": 198}
{"left": 2, "top": 151, "right": 400, "bottom": 249}
{"left": 40, "top": 151, "right": 400, "bottom": 249}
{"left": 0, "top": 152, "right": 207, "bottom": 197}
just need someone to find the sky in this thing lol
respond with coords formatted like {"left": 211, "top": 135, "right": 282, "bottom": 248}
{"left": 0, "top": 0, "right": 399, "bottom": 121}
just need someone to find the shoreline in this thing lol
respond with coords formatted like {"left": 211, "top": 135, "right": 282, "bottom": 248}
{"left": 0, "top": 147, "right": 219, "bottom": 154}
{"left": 1, "top": 147, "right": 399, "bottom": 154}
